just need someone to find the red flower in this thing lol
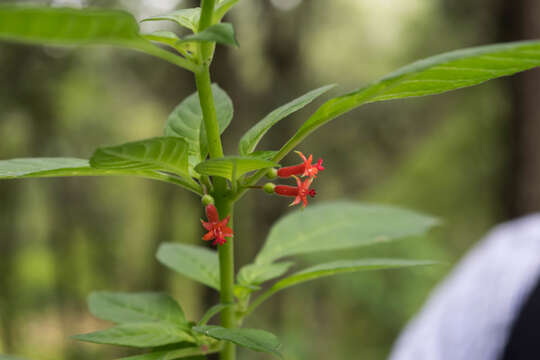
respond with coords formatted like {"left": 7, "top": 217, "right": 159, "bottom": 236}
{"left": 200, "top": 204, "right": 233, "bottom": 246}
{"left": 277, "top": 151, "right": 324, "bottom": 179}
{"left": 275, "top": 176, "right": 316, "bottom": 208}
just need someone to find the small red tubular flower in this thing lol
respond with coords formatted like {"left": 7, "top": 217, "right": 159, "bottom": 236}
{"left": 200, "top": 204, "right": 233, "bottom": 246}
{"left": 277, "top": 151, "right": 325, "bottom": 178}
{"left": 275, "top": 176, "right": 316, "bottom": 208}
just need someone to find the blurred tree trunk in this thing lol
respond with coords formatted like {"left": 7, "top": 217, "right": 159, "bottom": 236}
{"left": 498, "top": 0, "right": 540, "bottom": 217}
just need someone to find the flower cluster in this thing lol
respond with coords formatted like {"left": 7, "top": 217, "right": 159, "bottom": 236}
{"left": 268, "top": 151, "right": 324, "bottom": 208}
{"left": 200, "top": 151, "right": 324, "bottom": 246}
{"left": 200, "top": 204, "right": 233, "bottom": 246}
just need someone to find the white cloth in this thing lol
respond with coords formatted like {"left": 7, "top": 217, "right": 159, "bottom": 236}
{"left": 389, "top": 214, "right": 540, "bottom": 360}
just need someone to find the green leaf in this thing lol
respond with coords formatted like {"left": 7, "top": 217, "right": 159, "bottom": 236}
{"left": 179, "top": 23, "right": 238, "bottom": 47}
{"left": 194, "top": 156, "right": 277, "bottom": 180}
{"left": 255, "top": 201, "right": 439, "bottom": 264}
{"left": 89, "top": 292, "right": 187, "bottom": 326}
{"left": 142, "top": 8, "right": 201, "bottom": 32}
{"left": 117, "top": 342, "right": 209, "bottom": 360}
{"left": 118, "top": 348, "right": 206, "bottom": 360}
{"left": 0, "top": 355, "right": 29, "bottom": 360}
{"left": 117, "top": 344, "right": 206, "bottom": 360}
{"left": 90, "top": 137, "right": 190, "bottom": 178}
{"left": 141, "top": 3, "right": 238, "bottom": 34}
{"left": 247, "top": 259, "right": 437, "bottom": 314}
{"left": 192, "top": 325, "right": 282, "bottom": 358}
{"left": 0, "top": 6, "right": 197, "bottom": 72}
{"left": 156, "top": 243, "right": 220, "bottom": 290}
{"left": 214, "top": 0, "right": 240, "bottom": 22}
{"left": 279, "top": 40, "right": 540, "bottom": 160}
{"left": 0, "top": 6, "right": 141, "bottom": 46}
{"left": 238, "top": 85, "right": 335, "bottom": 155}
{"left": 198, "top": 304, "right": 230, "bottom": 326}
{"left": 248, "top": 151, "right": 279, "bottom": 161}
{"left": 165, "top": 84, "right": 233, "bottom": 172}
{"left": 237, "top": 262, "right": 294, "bottom": 286}
{"left": 272, "top": 259, "right": 437, "bottom": 291}
{"left": 0, "top": 158, "right": 96, "bottom": 178}
{"left": 143, "top": 31, "right": 180, "bottom": 46}
{"left": 247, "top": 259, "right": 437, "bottom": 312}
{"left": 0, "top": 157, "right": 202, "bottom": 195}
{"left": 72, "top": 322, "right": 194, "bottom": 348}
{"left": 143, "top": 31, "right": 196, "bottom": 59}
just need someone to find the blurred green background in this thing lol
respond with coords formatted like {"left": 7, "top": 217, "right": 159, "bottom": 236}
{"left": 1, "top": 0, "right": 540, "bottom": 359}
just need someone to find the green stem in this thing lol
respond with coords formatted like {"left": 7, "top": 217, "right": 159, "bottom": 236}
{"left": 195, "top": 69, "right": 223, "bottom": 159}
{"left": 195, "top": 64, "right": 229, "bottom": 196}
{"left": 216, "top": 198, "right": 236, "bottom": 360}
{"left": 199, "top": 0, "right": 217, "bottom": 64}
{"left": 197, "top": 2, "right": 236, "bottom": 360}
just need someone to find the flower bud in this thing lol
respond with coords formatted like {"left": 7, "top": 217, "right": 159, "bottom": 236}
{"left": 266, "top": 168, "right": 278, "bottom": 180}
{"left": 263, "top": 183, "right": 276, "bottom": 194}
{"left": 201, "top": 194, "right": 215, "bottom": 206}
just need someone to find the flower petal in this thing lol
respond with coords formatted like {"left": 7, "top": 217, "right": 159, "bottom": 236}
{"left": 201, "top": 219, "right": 214, "bottom": 231}
{"left": 219, "top": 215, "right": 231, "bottom": 228}
{"left": 289, "top": 196, "right": 302, "bottom": 207}
{"left": 205, "top": 204, "right": 220, "bottom": 223}
{"left": 306, "top": 154, "right": 313, "bottom": 166}
{"left": 223, "top": 227, "right": 234, "bottom": 237}
{"left": 203, "top": 231, "right": 215, "bottom": 241}
{"left": 295, "top": 151, "right": 308, "bottom": 163}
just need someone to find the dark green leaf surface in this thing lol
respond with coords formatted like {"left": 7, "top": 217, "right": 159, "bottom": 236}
{"left": 156, "top": 243, "right": 220, "bottom": 290}
{"left": 272, "top": 259, "right": 437, "bottom": 291}
{"left": 238, "top": 85, "right": 335, "bottom": 155}
{"left": 180, "top": 23, "right": 238, "bottom": 47}
{"left": 237, "top": 262, "right": 294, "bottom": 286}
{"left": 193, "top": 325, "right": 282, "bottom": 358}
{"left": 194, "top": 156, "right": 277, "bottom": 180}
{"left": 255, "top": 201, "right": 439, "bottom": 264}
{"left": 90, "top": 137, "right": 190, "bottom": 178}
{"left": 72, "top": 322, "right": 194, "bottom": 347}
{"left": 89, "top": 292, "right": 187, "bottom": 326}
{"left": 165, "top": 84, "right": 233, "bottom": 171}
{"left": 0, "top": 6, "right": 196, "bottom": 71}
{"left": 279, "top": 40, "right": 540, "bottom": 161}
{"left": 142, "top": 8, "right": 201, "bottom": 32}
